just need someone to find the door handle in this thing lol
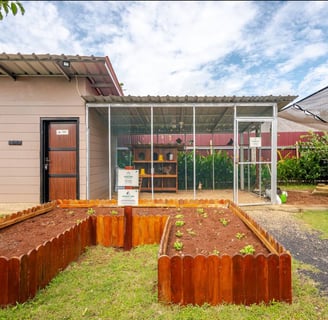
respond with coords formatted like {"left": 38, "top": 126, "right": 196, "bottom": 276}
{"left": 44, "top": 157, "right": 50, "bottom": 171}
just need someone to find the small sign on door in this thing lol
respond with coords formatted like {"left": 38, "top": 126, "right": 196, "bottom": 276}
{"left": 56, "top": 129, "right": 69, "bottom": 135}
{"left": 250, "top": 137, "right": 262, "bottom": 148}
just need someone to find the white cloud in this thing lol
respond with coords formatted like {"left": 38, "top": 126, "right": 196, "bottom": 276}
{"left": 1, "top": 1, "right": 328, "bottom": 98}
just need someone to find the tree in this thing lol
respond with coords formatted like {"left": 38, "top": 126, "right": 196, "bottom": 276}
{"left": 0, "top": 1, "right": 25, "bottom": 20}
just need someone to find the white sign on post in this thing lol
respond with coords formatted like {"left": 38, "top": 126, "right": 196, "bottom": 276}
{"left": 117, "top": 169, "right": 139, "bottom": 206}
{"left": 117, "top": 169, "right": 139, "bottom": 187}
{"left": 118, "top": 189, "right": 139, "bottom": 206}
{"left": 249, "top": 137, "right": 262, "bottom": 148}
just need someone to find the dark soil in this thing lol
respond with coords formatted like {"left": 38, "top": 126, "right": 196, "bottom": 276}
{"left": 1, "top": 205, "right": 272, "bottom": 258}
{"left": 165, "top": 207, "right": 270, "bottom": 257}
{"left": 0, "top": 189, "right": 326, "bottom": 267}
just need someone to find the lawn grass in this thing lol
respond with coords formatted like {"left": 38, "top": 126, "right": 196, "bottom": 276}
{"left": 0, "top": 245, "right": 327, "bottom": 320}
{"left": 296, "top": 210, "right": 328, "bottom": 239}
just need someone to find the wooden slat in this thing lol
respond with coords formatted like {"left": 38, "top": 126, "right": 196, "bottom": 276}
{"left": 158, "top": 256, "right": 171, "bottom": 304}
{"left": 220, "top": 255, "right": 232, "bottom": 303}
{"left": 103, "top": 216, "right": 111, "bottom": 247}
{"left": 268, "top": 254, "right": 280, "bottom": 302}
{"left": 279, "top": 253, "right": 292, "bottom": 303}
{"left": 8, "top": 257, "right": 20, "bottom": 305}
{"left": 117, "top": 216, "right": 124, "bottom": 247}
{"left": 171, "top": 256, "right": 183, "bottom": 304}
{"left": 96, "top": 215, "right": 104, "bottom": 245}
{"left": 193, "top": 255, "right": 207, "bottom": 306}
{"left": 27, "top": 249, "right": 37, "bottom": 299}
{"left": 111, "top": 216, "right": 119, "bottom": 247}
{"left": 256, "top": 254, "right": 268, "bottom": 303}
{"left": 232, "top": 255, "right": 244, "bottom": 304}
{"left": 182, "top": 255, "right": 194, "bottom": 305}
{"left": 19, "top": 254, "right": 29, "bottom": 303}
{"left": 0, "top": 256, "right": 9, "bottom": 306}
{"left": 244, "top": 254, "right": 256, "bottom": 305}
{"left": 207, "top": 255, "right": 220, "bottom": 305}
{"left": 132, "top": 215, "right": 139, "bottom": 247}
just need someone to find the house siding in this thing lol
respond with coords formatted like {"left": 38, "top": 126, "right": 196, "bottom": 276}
{"left": 89, "top": 108, "right": 109, "bottom": 199}
{"left": 0, "top": 77, "right": 92, "bottom": 203}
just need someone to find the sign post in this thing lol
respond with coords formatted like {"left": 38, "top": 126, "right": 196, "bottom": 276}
{"left": 117, "top": 167, "right": 139, "bottom": 251}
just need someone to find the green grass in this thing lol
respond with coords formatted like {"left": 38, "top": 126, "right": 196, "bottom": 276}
{"left": 296, "top": 210, "right": 328, "bottom": 239}
{"left": 0, "top": 245, "right": 327, "bottom": 320}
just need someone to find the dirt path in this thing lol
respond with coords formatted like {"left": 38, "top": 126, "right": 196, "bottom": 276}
{"left": 245, "top": 205, "right": 328, "bottom": 296}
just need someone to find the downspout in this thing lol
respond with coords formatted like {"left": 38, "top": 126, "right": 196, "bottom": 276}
{"left": 108, "top": 106, "right": 112, "bottom": 200}
{"left": 86, "top": 105, "right": 90, "bottom": 200}
{"left": 271, "top": 103, "right": 278, "bottom": 204}
{"left": 193, "top": 105, "right": 196, "bottom": 199}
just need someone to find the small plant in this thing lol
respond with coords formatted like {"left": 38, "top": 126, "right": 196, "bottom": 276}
{"left": 196, "top": 208, "right": 204, "bottom": 214}
{"left": 186, "top": 228, "right": 196, "bottom": 236}
{"left": 76, "top": 219, "right": 82, "bottom": 224}
{"left": 110, "top": 210, "right": 118, "bottom": 215}
{"left": 173, "top": 240, "right": 184, "bottom": 251}
{"left": 66, "top": 210, "right": 75, "bottom": 215}
{"left": 235, "top": 232, "right": 245, "bottom": 240}
{"left": 87, "top": 208, "right": 96, "bottom": 215}
{"left": 175, "top": 220, "right": 185, "bottom": 227}
{"left": 175, "top": 230, "right": 183, "bottom": 237}
{"left": 219, "top": 218, "right": 229, "bottom": 226}
{"left": 211, "top": 249, "right": 220, "bottom": 255}
{"left": 240, "top": 245, "right": 255, "bottom": 255}
{"left": 175, "top": 214, "right": 184, "bottom": 219}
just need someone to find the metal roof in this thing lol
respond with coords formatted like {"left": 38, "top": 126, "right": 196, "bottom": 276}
{"left": 84, "top": 94, "right": 297, "bottom": 135}
{"left": 0, "top": 53, "right": 123, "bottom": 96}
{"left": 280, "top": 86, "right": 328, "bottom": 131}
{"left": 83, "top": 94, "right": 296, "bottom": 110}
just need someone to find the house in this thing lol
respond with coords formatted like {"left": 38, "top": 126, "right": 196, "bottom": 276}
{"left": 0, "top": 53, "right": 123, "bottom": 203}
{"left": 1, "top": 53, "right": 296, "bottom": 205}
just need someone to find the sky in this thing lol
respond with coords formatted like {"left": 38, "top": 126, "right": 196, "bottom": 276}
{"left": 1, "top": 1, "right": 328, "bottom": 100}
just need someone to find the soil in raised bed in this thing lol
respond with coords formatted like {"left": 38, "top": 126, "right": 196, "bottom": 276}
{"left": 2, "top": 188, "right": 323, "bottom": 259}
{"left": 0, "top": 207, "right": 124, "bottom": 257}
{"left": 165, "top": 207, "right": 270, "bottom": 257}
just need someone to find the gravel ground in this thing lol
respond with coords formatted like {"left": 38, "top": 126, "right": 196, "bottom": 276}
{"left": 244, "top": 205, "right": 328, "bottom": 297}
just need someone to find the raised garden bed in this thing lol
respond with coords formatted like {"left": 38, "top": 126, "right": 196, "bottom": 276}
{"left": 158, "top": 201, "right": 292, "bottom": 305}
{"left": 0, "top": 199, "right": 291, "bottom": 307}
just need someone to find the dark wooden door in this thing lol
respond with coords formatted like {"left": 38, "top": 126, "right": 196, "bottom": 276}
{"left": 41, "top": 120, "right": 79, "bottom": 202}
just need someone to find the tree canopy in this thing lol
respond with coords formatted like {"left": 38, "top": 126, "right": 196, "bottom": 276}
{"left": 0, "top": 1, "right": 25, "bottom": 20}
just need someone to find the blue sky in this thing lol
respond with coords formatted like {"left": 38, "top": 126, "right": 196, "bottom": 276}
{"left": 1, "top": 1, "right": 328, "bottom": 99}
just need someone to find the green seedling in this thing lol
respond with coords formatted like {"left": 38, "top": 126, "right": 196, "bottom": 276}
{"left": 87, "top": 208, "right": 96, "bottom": 215}
{"left": 110, "top": 210, "right": 118, "bottom": 215}
{"left": 240, "top": 245, "right": 255, "bottom": 255}
{"left": 211, "top": 249, "right": 220, "bottom": 255}
{"left": 175, "top": 230, "right": 183, "bottom": 237}
{"left": 219, "top": 218, "right": 229, "bottom": 226}
{"left": 175, "top": 220, "right": 185, "bottom": 227}
{"left": 235, "top": 232, "right": 245, "bottom": 240}
{"left": 175, "top": 214, "right": 184, "bottom": 219}
{"left": 186, "top": 228, "right": 196, "bottom": 236}
{"left": 173, "top": 240, "right": 184, "bottom": 251}
{"left": 76, "top": 219, "right": 83, "bottom": 224}
{"left": 196, "top": 208, "right": 204, "bottom": 214}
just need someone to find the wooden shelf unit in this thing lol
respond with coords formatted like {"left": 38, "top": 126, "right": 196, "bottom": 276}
{"left": 133, "top": 145, "right": 178, "bottom": 192}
